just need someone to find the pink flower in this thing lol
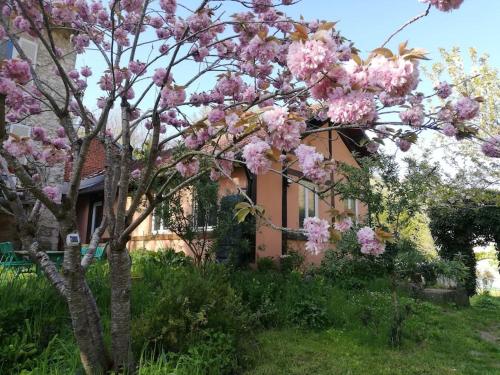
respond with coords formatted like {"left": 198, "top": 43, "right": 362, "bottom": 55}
{"left": 421, "top": 0, "right": 463, "bottom": 12}
{"left": 455, "top": 97, "right": 479, "bottom": 120}
{"left": 242, "top": 138, "right": 272, "bottom": 175}
{"left": 129, "top": 60, "right": 147, "bottom": 76}
{"left": 294, "top": 144, "right": 328, "bottom": 185}
{"left": 31, "top": 126, "right": 48, "bottom": 142}
{"left": 42, "top": 186, "right": 62, "bottom": 204}
{"left": 131, "top": 169, "right": 141, "bottom": 179}
{"left": 327, "top": 91, "right": 376, "bottom": 125}
{"left": 208, "top": 108, "right": 225, "bottom": 124}
{"left": 159, "top": 0, "right": 176, "bottom": 14}
{"left": 3, "top": 59, "right": 31, "bottom": 84}
{"left": 287, "top": 38, "right": 336, "bottom": 80}
{"left": 80, "top": 66, "right": 92, "bottom": 78}
{"left": 334, "top": 217, "right": 353, "bottom": 233}
{"left": 442, "top": 123, "right": 458, "bottom": 137}
{"left": 160, "top": 87, "right": 186, "bottom": 107}
{"left": 357, "top": 227, "right": 385, "bottom": 256}
{"left": 399, "top": 105, "right": 424, "bottom": 127}
{"left": 481, "top": 136, "right": 500, "bottom": 158}
{"left": 152, "top": 68, "right": 172, "bottom": 86}
{"left": 435, "top": 81, "right": 452, "bottom": 99}
{"left": 176, "top": 159, "right": 200, "bottom": 177}
{"left": 226, "top": 112, "right": 242, "bottom": 135}
{"left": 396, "top": 138, "right": 412, "bottom": 152}
{"left": 368, "top": 55, "right": 419, "bottom": 97}
{"left": 262, "top": 106, "right": 306, "bottom": 151}
{"left": 366, "top": 142, "right": 380, "bottom": 154}
{"left": 56, "top": 127, "right": 66, "bottom": 138}
{"left": 303, "top": 217, "right": 330, "bottom": 255}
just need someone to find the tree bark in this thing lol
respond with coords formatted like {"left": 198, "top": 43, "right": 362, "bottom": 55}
{"left": 109, "top": 245, "right": 133, "bottom": 372}
{"left": 61, "top": 221, "right": 111, "bottom": 374}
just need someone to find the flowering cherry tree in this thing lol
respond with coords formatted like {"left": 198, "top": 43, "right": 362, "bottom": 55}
{"left": 0, "top": 0, "right": 494, "bottom": 372}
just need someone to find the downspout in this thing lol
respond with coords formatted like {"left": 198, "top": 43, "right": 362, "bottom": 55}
{"left": 329, "top": 129, "right": 335, "bottom": 219}
{"left": 281, "top": 173, "right": 288, "bottom": 256}
{"left": 243, "top": 166, "right": 257, "bottom": 263}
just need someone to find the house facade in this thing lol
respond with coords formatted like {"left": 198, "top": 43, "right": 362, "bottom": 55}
{"left": 0, "top": 28, "right": 76, "bottom": 249}
{"left": 126, "top": 125, "right": 370, "bottom": 264}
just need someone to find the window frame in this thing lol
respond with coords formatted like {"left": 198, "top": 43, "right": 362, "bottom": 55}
{"left": 152, "top": 204, "right": 172, "bottom": 234}
{"left": 12, "top": 37, "right": 38, "bottom": 65}
{"left": 299, "top": 182, "right": 319, "bottom": 228}
{"left": 90, "top": 201, "right": 103, "bottom": 235}
{"left": 344, "top": 197, "right": 359, "bottom": 222}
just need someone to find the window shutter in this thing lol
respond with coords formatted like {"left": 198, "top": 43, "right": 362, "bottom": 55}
{"left": 13, "top": 37, "right": 38, "bottom": 65}
{"left": 0, "top": 39, "right": 14, "bottom": 59}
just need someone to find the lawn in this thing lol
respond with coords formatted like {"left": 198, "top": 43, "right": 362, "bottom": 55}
{"left": 247, "top": 296, "right": 500, "bottom": 375}
{"left": 1, "top": 250, "right": 499, "bottom": 374}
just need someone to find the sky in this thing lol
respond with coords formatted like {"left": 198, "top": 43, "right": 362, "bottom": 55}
{"left": 76, "top": 0, "right": 500, "bottom": 152}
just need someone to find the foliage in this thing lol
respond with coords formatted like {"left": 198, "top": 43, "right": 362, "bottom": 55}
{"left": 156, "top": 176, "right": 219, "bottom": 266}
{"left": 279, "top": 250, "right": 305, "bottom": 273}
{"left": 213, "top": 194, "right": 255, "bottom": 268}
{"left": 256, "top": 257, "right": 277, "bottom": 272}
{"left": 428, "top": 187, "right": 500, "bottom": 295}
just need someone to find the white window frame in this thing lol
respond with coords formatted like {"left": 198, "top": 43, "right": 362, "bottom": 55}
{"left": 152, "top": 206, "right": 171, "bottom": 234}
{"left": 12, "top": 37, "right": 38, "bottom": 65}
{"left": 192, "top": 194, "right": 216, "bottom": 232}
{"left": 299, "top": 182, "right": 319, "bottom": 228}
{"left": 344, "top": 198, "right": 359, "bottom": 223}
{"left": 90, "top": 201, "right": 103, "bottom": 234}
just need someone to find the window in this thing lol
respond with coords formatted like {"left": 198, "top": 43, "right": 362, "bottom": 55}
{"left": 343, "top": 198, "right": 359, "bottom": 222}
{"left": 192, "top": 192, "right": 217, "bottom": 230}
{"left": 299, "top": 182, "right": 318, "bottom": 227}
{"left": 90, "top": 201, "right": 103, "bottom": 234}
{"left": 0, "top": 39, "right": 13, "bottom": 60}
{"left": 153, "top": 202, "right": 170, "bottom": 233}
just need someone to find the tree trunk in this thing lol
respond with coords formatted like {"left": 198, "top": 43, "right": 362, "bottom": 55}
{"left": 66, "top": 272, "right": 111, "bottom": 374}
{"left": 109, "top": 245, "right": 133, "bottom": 372}
{"left": 61, "top": 220, "right": 110, "bottom": 374}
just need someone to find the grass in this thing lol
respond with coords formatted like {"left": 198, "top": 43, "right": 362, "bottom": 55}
{"left": 246, "top": 295, "right": 500, "bottom": 375}
{"left": 1, "top": 251, "right": 500, "bottom": 374}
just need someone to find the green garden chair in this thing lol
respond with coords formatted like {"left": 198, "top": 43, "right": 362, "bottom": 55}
{"left": 81, "top": 245, "right": 106, "bottom": 261}
{"left": 0, "top": 242, "right": 34, "bottom": 279}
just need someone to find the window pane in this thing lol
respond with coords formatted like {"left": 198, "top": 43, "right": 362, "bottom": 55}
{"left": 299, "top": 185, "right": 305, "bottom": 227}
{"left": 307, "top": 189, "right": 315, "bottom": 218}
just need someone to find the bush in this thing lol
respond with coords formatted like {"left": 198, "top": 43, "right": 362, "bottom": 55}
{"left": 132, "top": 262, "right": 252, "bottom": 358}
{"left": 256, "top": 257, "right": 277, "bottom": 272}
{"left": 280, "top": 250, "right": 305, "bottom": 273}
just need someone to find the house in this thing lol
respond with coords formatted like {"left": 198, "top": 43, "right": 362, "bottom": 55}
{"left": 126, "top": 121, "right": 370, "bottom": 264}
{"left": 0, "top": 27, "right": 76, "bottom": 249}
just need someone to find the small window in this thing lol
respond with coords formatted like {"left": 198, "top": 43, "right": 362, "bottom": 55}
{"left": 343, "top": 198, "right": 359, "bottom": 222}
{"left": 12, "top": 37, "right": 38, "bottom": 65}
{"left": 299, "top": 182, "right": 318, "bottom": 227}
{"left": 192, "top": 192, "right": 217, "bottom": 230}
{"left": 153, "top": 202, "right": 170, "bottom": 233}
{"left": 90, "top": 201, "right": 103, "bottom": 234}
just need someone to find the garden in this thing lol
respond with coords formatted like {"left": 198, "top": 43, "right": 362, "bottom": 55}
{"left": 1, "top": 247, "right": 499, "bottom": 374}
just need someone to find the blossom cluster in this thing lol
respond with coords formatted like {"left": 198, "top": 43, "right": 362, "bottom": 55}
{"left": 303, "top": 217, "right": 330, "bottom": 255}
{"left": 356, "top": 227, "right": 385, "bottom": 256}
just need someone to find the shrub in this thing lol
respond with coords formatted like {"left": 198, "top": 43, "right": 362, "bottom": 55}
{"left": 256, "top": 257, "right": 277, "bottom": 272}
{"left": 280, "top": 250, "right": 305, "bottom": 273}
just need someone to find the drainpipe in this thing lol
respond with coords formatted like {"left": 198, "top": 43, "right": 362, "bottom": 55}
{"left": 328, "top": 129, "right": 335, "bottom": 219}
{"left": 281, "top": 152, "right": 288, "bottom": 256}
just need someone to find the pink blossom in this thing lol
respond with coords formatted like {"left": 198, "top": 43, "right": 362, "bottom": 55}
{"left": 3, "top": 59, "right": 31, "bottom": 84}
{"left": 396, "top": 138, "right": 412, "bottom": 152}
{"left": 176, "top": 159, "right": 200, "bottom": 177}
{"left": 421, "top": 0, "right": 463, "bottom": 12}
{"left": 455, "top": 97, "right": 479, "bottom": 120}
{"left": 366, "top": 142, "right": 380, "bottom": 154}
{"left": 52, "top": 137, "right": 70, "bottom": 150}
{"left": 334, "top": 217, "right": 353, "bottom": 233}
{"left": 208, "top": 108, "right": 225, "bottom": 124}
{"left": 42, "top": 186, "right": 62, "bottom": 204}
{"left": 56, "top": 127, "right": 66, "bottom": 138}
{"left": 262, "top": 106, "right": 306, "bottom": 151}
{"left": 160, "top": 87, "right": 186, "bottom": 107}
{"left": 303, "top": 217, "right": 330, "bottom": 255}
{"left": 31, "top": 126, "right": 48, "bottom": 142}
{"left": 368, "top": 55, "right": 419, "bottom": 97}
{"left": 481, "top": 136, "right": 500, "bottom": 158}
{"left": 435, "top": 81, "right": 452, "bottom": 99}
{"left": 152, "top": 68, "right": 172, "bottom": 86}
{"left": 327, "top": 91, "right": 376, "bottom": 125}
{"left": 287, "top": 38, "right": 336, "bottom": 80}
{"left": 129, "top": 60, "right": 147, "bottom": 75}
{"left": 226, "top": 113, "right": 242, "bottom": 135}
{"left": 399, "top": 105, "right": 424, "bottom": 127}
{"left": 294, "top": 144, "right": 329, "bottom": 185}
{"left": 3, "top": 137, "right": 34, "bottom": 157}
{"left": 131, "top": 169, "right": 141, "bottom": 179}
{"left": 159, "top": 0, "right": 176, "bottom": 14}
{"left": 442, "top": 123, "right": 458, "bottom": 137}
{"left": 242, "top": 138, "right": 272, "bottom": 175}
{"left": 357, "top": 227, "right": 385, "bottom": 256}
